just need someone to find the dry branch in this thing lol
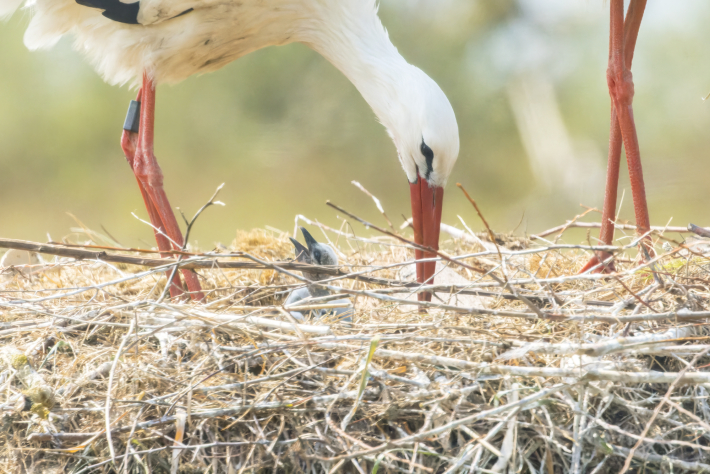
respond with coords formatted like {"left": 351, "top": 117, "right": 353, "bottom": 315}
{"left": 532, "top": 220, "right": 710, "bottom": 238}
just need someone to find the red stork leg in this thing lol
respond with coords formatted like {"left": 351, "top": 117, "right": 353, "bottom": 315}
{"left": 120, "top": 73, "right": 205, "bottom": 301}
{"left": 121, "top": 99, "right": 184, "bottom": 299}
{"left": 580, "top": 0, "right": 650, "bottom": 273}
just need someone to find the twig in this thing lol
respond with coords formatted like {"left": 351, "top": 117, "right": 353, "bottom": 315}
{"left": 351, "top": 181, "right": 394, "bottom": 231}
{"left": 314, "top": 342, "right": 710, "bottom": 384}
{"left": 532, "top": 220, "right": 709, "bottom": 239}
{"left": 105, "top": 320, "right": 134, "bottom": 462}
{"left": 611, "top": 443, "right": 710, "bottom": 472}
{"left": 158, "top": 184, "right": 224, "bottom": 302}
{"left": 490, "top": 382, "right": 519, "bottom": 472}
{"left": 170, "top": 408, "right": 187, "bottom": 474}
{"left": 340, "top": 335, "right": 379, "bottom": 431}
{"left": 456, "top": 183, "right": 503, "bottom": 263}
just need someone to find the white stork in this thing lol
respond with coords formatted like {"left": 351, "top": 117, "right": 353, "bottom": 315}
{"left": 0, "top": 0, "right": 460, "bottom": 300}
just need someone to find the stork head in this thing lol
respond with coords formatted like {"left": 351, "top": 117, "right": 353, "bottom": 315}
{"left": 384, "top": 66, "right": 460, "bottom": 302}
{"left": 388, "top": 67, "right": 460, "bottom": 190}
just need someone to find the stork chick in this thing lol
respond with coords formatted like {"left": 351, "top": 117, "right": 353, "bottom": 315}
{"left": 286, "top": 227, "right": 352, "bottom": 323}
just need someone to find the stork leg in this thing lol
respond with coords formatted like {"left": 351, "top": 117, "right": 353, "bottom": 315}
{"left": 120, "top": 74, "right": 205, "bottom": 301}
{"left": 580, "top": 0, "right": 651, "bottom": 274}
{"left": 121, "top": 107, "right": 185, "bottom": 299}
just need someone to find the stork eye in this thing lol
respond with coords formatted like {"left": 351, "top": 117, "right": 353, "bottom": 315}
{"left": 420, "top": 140, "right": 434, "bottom": 179}
{"left": 313, "top": 249, "right": 321, "bottom": 263}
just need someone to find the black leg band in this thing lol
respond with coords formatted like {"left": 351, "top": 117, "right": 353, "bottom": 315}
{"left": 123, "top": 100, "right": 141, "bottom": 133}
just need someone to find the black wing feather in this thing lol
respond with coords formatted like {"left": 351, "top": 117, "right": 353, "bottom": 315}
{"left": 75, "top": 0, "right": 192, "bottom": 25}
{"left": 75, "top": 0, "right": 139, "bottom": 24}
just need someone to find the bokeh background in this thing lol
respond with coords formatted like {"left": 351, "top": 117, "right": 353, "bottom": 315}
{"left": 1, "top": 0, "right": 709, "bottom": 248}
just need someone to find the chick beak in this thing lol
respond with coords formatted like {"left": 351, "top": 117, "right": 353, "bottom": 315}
{"left": 299, "top": 227, "right": 319, "bottom": 253}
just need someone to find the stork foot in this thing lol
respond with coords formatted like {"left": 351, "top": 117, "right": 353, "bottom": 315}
{"left": 579, "top": 252, "right": 616, "bottom": 274}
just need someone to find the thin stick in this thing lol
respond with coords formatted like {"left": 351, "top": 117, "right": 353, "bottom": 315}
{"left": 351, "top": 181, "right": 394, "bottom": 231}
{"left": 105, "top": 320, "right": 135, "bottom": 463}
{"left": 158, "top": 184, "right": 225, "bottom": 302}
{"left": 532, "top": 221, "right": 709, "bottom": 239}
{"left": 456, "top": 183, "right": 503, "bottom": 263}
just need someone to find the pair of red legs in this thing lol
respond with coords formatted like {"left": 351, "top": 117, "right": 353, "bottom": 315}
{"left": 580, "top": 0, "right": 652, "bottom": 274}
{"left": 120, "top": 72, "right": 204, "bottom": 301}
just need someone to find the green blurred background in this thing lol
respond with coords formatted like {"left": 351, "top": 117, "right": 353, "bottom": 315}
{"left": 1, "top": 1, "right": 709, "bottom": 248}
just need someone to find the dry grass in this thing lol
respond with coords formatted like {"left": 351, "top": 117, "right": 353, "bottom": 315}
{"left": 1, "top": 215, "right": 710, "bottom": 473}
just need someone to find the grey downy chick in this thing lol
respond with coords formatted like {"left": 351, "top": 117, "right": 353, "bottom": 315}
{"left": 286, "top": 227, "right": 353, "bottom": 323}
{"left": 289, "top": 227, "right": 338, "bottom": 298}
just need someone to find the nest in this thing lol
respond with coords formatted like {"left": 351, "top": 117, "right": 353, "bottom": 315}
{"left": 1, "top": 209, "right": 710, "bottom": 473}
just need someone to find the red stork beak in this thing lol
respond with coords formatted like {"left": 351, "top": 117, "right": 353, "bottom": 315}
{"left": 410, "top": 178, "right": 444, "bottom": 302}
